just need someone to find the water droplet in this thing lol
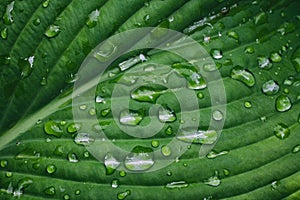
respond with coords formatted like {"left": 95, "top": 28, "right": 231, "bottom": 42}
{"left": 261, "top": 116, "right": 268, "bottom": 122}
{"left": 257, "top": 56, "right": 272, "bottom": 69}
{"left": 67, "top": 123, "right": 81, "bottom": 133}
{"left": 231, "top": 66, "right": 255, "bottom": 87}
{"left": 53, "top": 145, "right": 64, "bottom": 156}
{"left": 95, "top": 95, "right": 106, "bottom": 104}
{"left": 270, "top": 52, "right": 282, "bottom": 63}
{"left": 244, "top": 46, "right": 255, "bottom": 54}
{"left": 210, "top": 49, "right": 223, "bottom": 60}
{"left": 212, "top": 110, "right": 223, "bottom": 121}
{"left": 14, "top": 178, "right": 33, "bottom": 197}
{"left": 46, "top": 164, "right": 56, "bottom": 174}
{"left": 277, "top": 22, "right": 295, "bottom": 36}
{"left": 40, "top": 77, "right": 47, "bottom": 86}
{"left": 74, "top": 133, "right": 95, "bottom": 145}
{"left": 0, "top": 55, "right": 11, "bottom": 65}
{"left": 177, "top": 129, "right": 217, "bottom": 144}
{"left": 86, "top": 9, "right": 100, "bottom": 28}
{"left": 244, "top": 101, "right": 252, "bottom": 108}
{"left": 262, "top": 80, "right": 279, "bottom": 95}
{"left": 119, "top": 54, "right": 147, "bottom": 71}
{"left": 63, "top": 194, "right": 70, "bottom": 200}
{"left": 79, "top": 104, "right": 87, "bottom": 110}
{"left": 93, "top": 42, "right": 117, "bottom": 62}
{"left": 117, "top": 190, "right": 131, "bottom": 200}
{"left": 65, "top": 73, "right": 78, "bottom": 84}
{"left": 1, "top": 27, "right": 8, "bottom": 40}
{"left": 120, "top": 110, "right": 143, "bottom": 126}
{"left": 125, "top": 146, "right": 154, "bottom": 171}
{"left": 18, "top": 56, "right": 35, "bottom": 78}
{"left": 88, "top": 107, "right": 96, "bottom": 116}
{"left": 75, "top": 189, "right": 81, "bottom": 195}
{"left": 271, "top": 181, "right": 280, "bottom": 190}
{"left": 44, "top": 186, "right": 55, "bottom": 196}
{"left": 119, "top": 171, "right": 126, "bottom": 177}
{"left": 227, "top": 31, "right": 239, "bottom": 40}
{"left": 292, "top": 47, "right": 300, "bottom": 72}
{"left": 42, "top": 0, "right": 50, "bottom": 8}
{"left": 166, "top": 181, "right": 189, "bottom": 189}
{"left": 44, "top": 121, "right": 63, "bottom": 137}
{"left": 197, "top": 92, "right": 204, "bottom": 99}
{"left": 101, "top": 108, "right": 111, "bottom": 117}
{"left": 254, "top": 12, "right": 267, "bottom": 25}
{"left": 143, "top": 14, "right": 150, "bottom": 22}
{"left": 159, "top": 106, "right": 176, "bottom": 123}
{"left": 203, "top": 63, "right": 218, "bottom": 72}
{"left": 161, "top": 145, "right": 171, "bottom": 157}
{"left": 33, "top": 18, "right": 41, "bottom": 26}
{"left": 3, "top": 1, "right": 15, "bottom": 25}
{"left": 223, "top": 169, "right": 230, "bottom": 176}
{"left": 131, "top": 86, "right": 164, "bottom": 103}
{"left": 151, "top": 140, "right": 159, "bottom": 148}
{"left": 204, "top": 171, "right": 221, "bottom": 186}
{"left": 187, "top": 72, "right": 206, "bottom": 90}
{"left": 111, "top": 179, "right": 119, "bottom": 188}
{"left": 292, "top": 145, "right": 300, "bottom": 153}
{"left": 206, "top": 150, "right": 228, "bottom": 159}
{"left": 68, "top": 152, "right": 79, "bottom": 163}
{"left": 44, "top": 25, "right": 60, "bottom": 38}
{"left": 104, "top": 153, "right": 120, "bottom": 175}
{"left": 165, "top": 126, "right": 173, "bottom": 135}
{"left": 275, "top": 95, "right": 292, "bottom": 112}
{"left": 274, "top": 123, "right": 290, "bottom": 139}
{"left": 0, "top": 160, "right": 8, "bottom": 168}
{"left": 6, "top": 171, "right": 13, "bottom": 177}
{"left": 16, "top": 148, "right": 40, "bottom": 160}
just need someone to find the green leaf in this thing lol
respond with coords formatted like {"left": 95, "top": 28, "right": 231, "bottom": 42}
{"left": 1, "top": 0, "right": 300, "bottom": 199}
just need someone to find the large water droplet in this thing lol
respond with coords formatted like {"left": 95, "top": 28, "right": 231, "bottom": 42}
{"left": 74, "top": 133, "right": 95, "bottom": 145}
{"left": 44, "top": 25, "right": 60, "bottom": 38}
{"left": 1, "top": 27, "right": 8, "bottom": 40}
{"left": 231, "top": 66, "right": 255, "bottom": 87}
{"left": 166, "top": 181, "right": 189, "bottom": 189}
{"left": 204, "top": 171, "right": 221, "bottom": 186}
{"left": 275, "top": 95, "right": 292, "bottom": 112}
{"left": 274, "top": 123, "right": 290, "bottom": 139}
{"left": 104, "top": 153, "right": 120, "bottom": 175}
{"left": 3, "top": 1, "right": 15, "bottom": 25}
{"left": 117, "top": 190, "right": 131, "bottom": 200}
{"left": 177, "top": 129, "right": 217, "bottom": 144}
{"left": 120, "top": 110, "right": 143, "bottom": 126}
{"left": 18, "top": 56, "right": 35, "bottom": 79}
{"left": 131, "top": 86, "right": 164, "bottom": 103}
{"left": 124, "top": 146, "right": 154, "bottom": 171}
{"left": 159, "top": 106, "right": 176, "bottom": 123}
{"left": 262, "top": 80, "right": 279, "bottom": 95}
{"left": 257, "top": 56, "right": 272, "bottom": 69}
{"left": 44, "top": 121, "right": 63, "bottom": 137}
{"left": 210, "top": 49, "right": 223, "bottom": 60}
{"left": 86, "top": 9, "right": 100, "bottom": 28}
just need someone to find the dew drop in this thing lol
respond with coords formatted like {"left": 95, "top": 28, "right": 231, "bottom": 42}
{"left": 143, "top": 14, "right": 150, "bottom": 22}
{"left": 44, "top": 25, "right": 60, "bottom": 38}
{"left": 79, "top": 104, "right": 87, "bottom": 110}
{"left": 270, "top": 52, "right": 282, "bottom": 63}
{"left": 271, "top": 181, "right": 280, "bottom": 191}
{"left": 275, "top": 95, "right": 292, "bottom": 112}
{"left": 6, "top": 171, "right": 13, "bottom": 177}
{"left": 44, "top": 186, "right": 55, "bottom": 196}
{"left": 53, "top": 145, "right": 64, "bottom": 156}
{"left": 104, "top": 153, "right": 120, "bottom": 175}
{"left": 42, "top": 0, "right": 50, "bottom": 8}
{"left": 210, "top": 49, "right": 223, "bottom": 60}
{"left": 231, "top": 66, "right": 255, "bottom": 87}
{"left": 67, "top": 123, "right": 81, "bottom": 133}
{"left": 151, "top": 140, "right": 159, "bottom": 148}
{"left": 18, "top": 56, "right": 35, "bottom": 79}
{"left": 63, "top": 194, "right": 70, "bottom": 200}
{"left": 177, "top": 129, "right": 217, "bottom": 144}
{"left": 204, "top": 171, "right": 221, "bottom": 187}
{"left": 277, "top": 22, "right": 295, "bottom": 36}
{"left": 244, "top": 46, "right": 255, "bottom": 54}
{"left": 227, "top": 31, "right": 239, "bottom": 40}
{"left": 101, "top": 108, "right": 111, "bottom": 117}
{"left": 1, "top": 27, "right": 8, "bottom": 40}
{"left": 257, "top": 56, "right": 272, "bottom": 69}
{"left": 254, "top": 12, "right": 267, "bottom": 25}
{"left": 165, "top": 126, "right": 173, "bottom": 135}
{"left": 119, "top": 54, "right": 147, "bottom": 71}
{"left": 46, "top": 164, "right": 56, "bottom": 174}
{"left": 262, "top": 80, "right": 279, "bottom": 95}
{"left": 67, "top": 152, "right": 79, "bottom": 163}
{"left": 159, "top": 106, "right": 176, "bottom": 123}
{"left": 74, "top": 133, "right": 95, "bottom": 146}
{"left": 212, "top": 110, "right": 223, "bottom": 121}
{"left": 206, "top": 150, "right": 228, "bottom": 159}
{"left": 131, "top": 86, "right": 163, "bottom": 103}
{"left": 161, "top": 145, "right": 171, "bottom": 157}
{"left": 40, "top": 77, "right": 47, "bottom": 86}
{"left": 197, "top": 92, "right": 204, "bottom": 99}
{"left": 119, "top": 171, "right": 126, "bottom": 177}
{"left": 111, "top": 179, "right": 119, "bottom": 188}
{"left": 86, "top": 9, "right": 100, "bottom": 28}
{"left": 244, "top": 101, "right": 252, "bottom": 108}
{"left": 3, "top": 1, "right": 15, "bottom": 25}
{"left": 223, "top": 169, "right": 230, "bottom": 176}
{"left": 75, "top": 189, "right": 81, "bottom": 195}
{"left": 44, "top": 121, "right": 63, "bottom": 137}
{"left": 203, "top": 63, "right": 217, "bottom": 72}
{"left": 117, "top": 190, "right": 131, "bottom": 200}
{"left": 120, "top": 110, "right": 143, "bottom": 126}
{"left": 166, "top": 181, "right": 189, "bottom": 189}
{"left": 88, "top": 107, "right": 96, "bottom": 116}
{"left": 124, "top": 146, "right": 154, "bottom": 171}
{"left": 95, "top": 95, "right": 106, "bottom": 104}
{"left": 33, "top": 18, "right": 41, "bottom": 26}
{"left": 0, "top": 160, "right": 8, "bottom": 168}
{"left": 274, "top": 123, "right": 290, "bottom": 139}
{"left": 187, "top": 72, "right": 206, "bottom": 90}
{"left": 292, "top": 145, "right": 300, "bottom": 153}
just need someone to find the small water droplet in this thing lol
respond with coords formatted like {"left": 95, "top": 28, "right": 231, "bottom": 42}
{"left": 101, "top": 108, "right": 111, "bottom": 117}
{"left": 86, "top": 9, "right": 100, "bottom": 28}
{"left": 44, "top": 186, "right": 55, "bottom": 196}
{"left": 223, "top": 169, "right": 230, "bottom": 176}
{"left": 292, "top": 145, "right": 300, "bottom": 153}
{"left": 244, "top": 46, "right": 255, "bottom": 54}
{"left": 166, "top": 181, "right": 189, "bottom": 189}
{"left": 117, "top": 190, "right": 131, "bottom": 200}
{"left": 33, "top": 18, "right": 41, "bottom": 26}
{"left": 40, "top": 77, "right": 47, "bottom": 86}
{"left": 119, "top": 54, "right": 147, "bottom": 71}
{"left": 3, "top": 1, "right": 15, "bottom": 25}
{"left": 111, "top": 179, "right": 119, "bottom": 188}
{"left": 53, "top": 145, "right": 64, "bottom": 156}
{"left": 74, "top": 133, "right": 95, "bottom": 146}
{"left": 65, "top": 73, "right": 78, "bottom": 83}
{"left": 95, "top": 95, "right": 106, "bottom": 104}
{"left": 159, "top": 106, "right": 176, "bottom": 123}
{"left": 257, "top": 56, "right": 272, "bottom": 69}
{"left": 88, "top": 107, "right": 96, "bottom": 116}
{"left": 187, "top": 72, "right": 206, "bottom": 90}
{"left": 277, "top": 22, "right": 295, "bottom": 36}
{"left": 177, "top": 129, "right": 217, "bottom": 144}
{"left": 75, "top": 189, "right": 81, "bottom": 195}
{"left": 6, "top": 171, "right": 13, "bottom": 177}
{"left": 166, "top": 171, "right": 172, "bottom": 176}
{"left": 119, "top": 170, "right": 126, "bottom": 177}
{"left": 271, "top": 181, "right": 280, "bottom": 190}
{"left": 213, "top": 110, "right": 223, "bottom": 121}
{"left": 44, "top": 121, "right": 63, "bottom": 137}
{"left": 254, "top": 12, "right": 267, "bottom": 25}
{"left": 204, "top": 171, "right": 221, "bottom": 187}
{"left": 244, "top": 101, "right": 252, "bottom": 108}
{"left": 104, "top": 153, "right": 120, "bottom": 175}
{"left": 231, "top": 66, "right": 256, "bottom": 87}
{"left": 68, "top": 152, "right": 79, "bottom": 163}
{"left": 210, "top": 49, "right": 223, "bottom": 60}
{"left": 161, "top": 145, "right": 171, "bottom": 157}
{"left": 79, "top": 104, "right": 87, "bottom": 110}
{"left": 120, "top": 109, "right": 143, "bottom": 126}
{"left": 197, "top": 92, "right": 204, "bottom": 99}
{"left": 93, "top": 42, "right": 117, "bottom": 62}
{"left": 131, "top": 86, "right": 163, "bottom": 103}
{"left": 1, "top": 27, "right": 8, "bottom": 40}
{"left": 165, "top": 126, "right": 173, "bottom": 135}
{"left": 151, "top": 140, "right": 159, "bottom": 148}
{"left": 44, "top": 25, "right": 60, "bottom": 38}
{"left": 46, "top": 164, "right": 56, "bottom": 174}
{"left": 125, "top": 146, "right": 154, "bottom": 171}
{"left": 262, "top": 80, "right": 279, "bottom": 95}
{"left": 67, "top": 123, "right": 81, "bottom": 133}
{"left": 143, "top": 14, "right": 150, "bottom": 22}
{"left": 274, "top": 123, "right": 290, "bottom": 139}
{"left": 63, "top": 194, "right": 70, "bottom": 200}
{"left": 227, "top": 31, "right": 239, "bottom": 40}
{"left": 0, "top": 160, "right": 8, "bottom": 168}
{"left": 292, "top": 47, "right": 300, "bottom": 72}
{"left": 42, "top": 0, "right": 50, "bottom": 8}
{"left": 18, "top": 56, "right": 35, "bottom": 79}
{"left": 275, "top": 95, "right": 292, "bottom": 112}
{"left": 206, "top": 150, "right": 228, "bottom": 159}
{"left": 270, "top": 52, "right": 282, "bottom": 63}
